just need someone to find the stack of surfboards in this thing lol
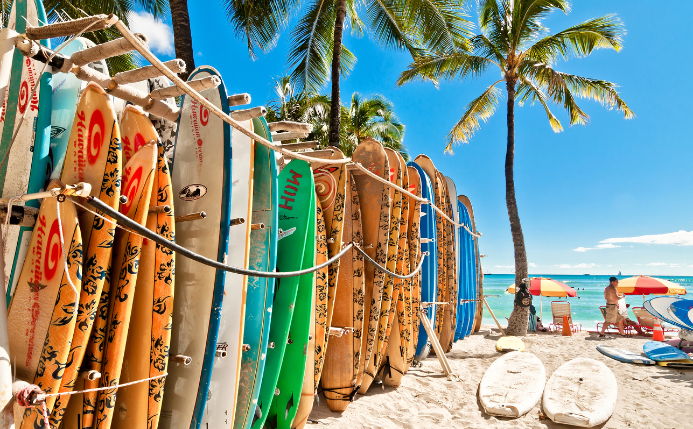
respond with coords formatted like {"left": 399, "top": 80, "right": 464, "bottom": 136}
{"left": 0, "top": 5, "right": 489, "bottom": 425}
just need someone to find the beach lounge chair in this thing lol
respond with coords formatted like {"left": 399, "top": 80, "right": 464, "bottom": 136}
{"left": 597, "top": 306, "right": 635, "bottom": 335}
{"left": 549, "top": 301, "right": 582, "bottom": 333}
{"left": 632, "top": 306, "right": 677, "bottom": 335}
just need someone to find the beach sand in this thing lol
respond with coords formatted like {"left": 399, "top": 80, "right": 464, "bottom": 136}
{"left": 309, "top": 325, "right": 693, "bottom": 428}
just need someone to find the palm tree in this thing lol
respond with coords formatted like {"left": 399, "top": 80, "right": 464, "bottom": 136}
{"left": 342, "top": 92, "right": 406, "bottom": 159}
{"left": 397, "top": 0, "right": 634, "bottom": 335}
{"left": 36, "top": 0, "right": 169, "bottom": 74}
{"left": 169, "top": 0, "right": 194, "bottom": 80}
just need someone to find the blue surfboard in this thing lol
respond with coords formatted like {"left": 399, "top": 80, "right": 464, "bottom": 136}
{"left": 455, "top": 201, "right": 473, "bottom": 341}
{"left": 407, "top": 161, "right": 437, "bottom": 360}
{"left": 643, "top": 341, "right": 690, "bottom": 362}
{"left": 459, "top": 196, "right": 479, "bottom": 337}
{"left": 669, "top": 300, "right": 693, "bottom": 330}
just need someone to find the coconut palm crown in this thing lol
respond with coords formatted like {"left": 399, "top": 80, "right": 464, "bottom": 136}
{"left": 398, "top": 0, "right": 634, "bottom": 335}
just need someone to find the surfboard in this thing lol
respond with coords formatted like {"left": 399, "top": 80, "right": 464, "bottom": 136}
{"left": 455, "top": 201, "right": 473, "bottom": 341}
{"left": 543, "top": 358, "right": 617, "bottom": 427}
{"left": 201, "top": 116, "right": 255, "bottom": 429}
{"left": 382, "top": 152, "right": 410, "bottom": 388}
{"left": 496, "top": 336, "right": 525, "bottom": 352}
{"left": 407, "top": 161, "right": 437, "bottom": 361}
{"left": 252, "top": 159, "right": 314, "bottom": 429}
{"left": 479, "top": 351, "right": 545, "bottom": 418}
{"left": 643, "top": 341, "right": 691, "bottom": 362}
{"left": 458, "top": 195, "right": 480, "bottom": 337}
{"left": 643, "top": 297, "right": 687, "bottom": 329}
{"left": 50, "top": 37, "right": 110, "bottom": 180}
{"left": 111, "top": 109, "right": 174, "bottom": 429}
{"left": 95, "top": 142, "right": 157, "bottom": 429}
{"left": 404, "top": 165, "right": 422, "bottom": 372}
{"left": 2, "top": 0, "right": 53, "bottom": 303}
{"left": 50, "top": 82, "right": 122, "bottom": 428}
{"left": 437, "top": 173, "right": 456, "bottom": 352}
{"left": 444, "top": 176, "right": 460, "bottom": 347}
{"left": 360, "top": 147, "right": 400, "bottom": 394}
{"left": 668, "top": 300, "right": 693, "bottom": 330}
{"left": 293, "top": 193, "right": 326, "bottom": 429}
{"left": 8, "top": 195, "right": 82, "bottom": 428}
{"left": 351, "top": 139, "right": 390, "bottom": 390}
{"left": 312, "top": 149, "right": 347, "bottom": 365}
{"left": 321, "top": 173, "right": 364, "bottom": 413}
{"left": 161, "top": 65, "right": 232, "bottom": 429}
{"left": 233, "top": 117, "right": 278, "bottom": 429}
{"left": 596, "top": 345, "right": 655, "bottom": 365}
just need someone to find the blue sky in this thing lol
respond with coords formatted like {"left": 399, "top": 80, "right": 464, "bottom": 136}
{"left": 131, "top": 1, "right": 693, "bottom": 276}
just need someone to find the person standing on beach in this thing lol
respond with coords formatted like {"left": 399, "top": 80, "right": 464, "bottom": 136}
{"left": 599, "top": 277, "right": 631, "bottom": 337}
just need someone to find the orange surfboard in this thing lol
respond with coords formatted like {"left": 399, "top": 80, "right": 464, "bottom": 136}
{"left": 95, "top": 142, "right": 157, "bottom": 429}
{"left": 8, "top": 196, "right": 82, "bottom": 428}
{"left": 51, "top": 82, "right": 122, "bottom": 428}
{"left": 404, "top": 166, "right": 422, "bottom": 372}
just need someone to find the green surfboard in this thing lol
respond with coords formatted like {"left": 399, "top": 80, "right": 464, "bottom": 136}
{"left": 253, "top": 159, "right": 315, "bottom": 429}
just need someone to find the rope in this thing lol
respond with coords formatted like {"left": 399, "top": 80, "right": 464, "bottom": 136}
{"left": 321, "top": 386, "right": 359, "bottom": 402}
{"left": 112, "top": 20, "right": 352, "bottom": 167}
{"left": 350, "top": 163, "right": 481, "bottom": 237}
{"left": 16, "top": 384, "right": 49, "bottom": 429}
{"left": 78, "top": 195, "right": 352, "bottom": 278}
{"left": 55, "top": 198, "right": 79, "bottom": 328}
{"left": 37, "top": 373, "right": 167, "bottom": 402}
{"left": 354, "top": 245, "right": 427, "bottom": 279}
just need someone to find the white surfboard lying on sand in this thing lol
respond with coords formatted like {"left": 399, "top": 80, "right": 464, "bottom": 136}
{"left": 479, "top": 351, "right": 545, "bottom": 417}
{"left": 543, "top": 358, "right": 617, "bottom": 427}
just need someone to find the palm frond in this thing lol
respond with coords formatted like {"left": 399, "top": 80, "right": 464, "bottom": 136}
{"left": 516, "top": 76, "right": 562, "bottom": 132}
{"left": 471, "top": 34, "right": 505, "bottom": 66}
{"left": 446, "top": 80, "right": 502, "bottom": 150}
{"left": 396, "top": 50, "right": 495, "bottom": 87}
{"left": 222, "top": 0, "right": 300, "bottom": 58}
{"left": 523, "top": 61, "right": 634, "bottom": 124}
{"left": 511, "top": 0, "right": 570, "bottom": 48}
{"left": 364, "top": 0, "right": 424, "bottom": 57}
{"left": 524, "top": 14, "right": 625, "bottom": 64}
{"left": 288, "top": 0, "right": 337, "bottom": 93}
{"left": 478, "top": 0, "right": 510, "bottom": 52}
{"left": 346, "top": 0, "right": 365, "bottom": 37}
{"left": 401, "top": 0, "right": 474, "bottom": 52}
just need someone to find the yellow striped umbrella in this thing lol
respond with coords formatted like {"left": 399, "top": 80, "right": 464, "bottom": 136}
{"left": 508, "top": 277, "right": 577, "bottom": 319}
{"left": 616, "top": 275, "right": 687, "bottom": 296}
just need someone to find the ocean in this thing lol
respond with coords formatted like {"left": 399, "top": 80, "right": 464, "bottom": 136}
{"left": 479, "top": 274, "right": 693, "bottom": 329}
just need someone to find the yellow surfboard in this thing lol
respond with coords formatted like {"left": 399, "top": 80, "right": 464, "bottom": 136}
{"left": 293, "top": 197, "right": 327, "bottom": 429}
{"left": 404, "top": 166, "right": 422, "bottom": 373}
{"left": 112, "top": 107, "right": 175, "bottom": 429}
{"left": 8, "top": 195, "right": 82, "bottom": 428}
{"left": 51, "top": 82, "right": 122, "bottom": 428}
{"left": 95, "top": 142, "right": 157, "bottom": 429}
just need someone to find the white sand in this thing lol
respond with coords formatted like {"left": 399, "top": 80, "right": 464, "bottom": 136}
{"left": 309, "top": 325, "right": 693, "bottom": 428}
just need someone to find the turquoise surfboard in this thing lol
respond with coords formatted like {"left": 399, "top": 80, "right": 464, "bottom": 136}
{"left": 233, "top": 117, "right": 278, "bottom": 429}
{"left": 1, "top": 0, "right": 52, "bottom": 303}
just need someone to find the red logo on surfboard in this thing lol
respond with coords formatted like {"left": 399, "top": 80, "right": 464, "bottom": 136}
{"left": 44, "top": 219, "right": 61, "bottom": 281}
{"left": 200, "top": 105, "right": 209, "bottom": 126}
{"left": 314, "top": 166, "right": 338, "bottom": 209}
{"left": 123, "top": 133, "right": 147, "bottom": 162}
{"left": 121, "top": 166, "right": 143, "bottom": 214}
{"left": 87, "top": 109, "right": 105, "bottom": 165}
{"left": 18, "top": 81, "right": 29, "bottom": 114}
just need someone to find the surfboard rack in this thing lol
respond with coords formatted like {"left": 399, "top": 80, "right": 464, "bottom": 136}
{"left": 0, "top": 182, "right": 91, "bottom": 204}
{"left": 230, "top": 106, "right": 267, "bottom": 121}
{"left": 228, "top": 93, "right": 251, "bottom": 106}
{"left": 175, "top": 212, "right": 207, "bottom": 223}
{"left": 149, "top": 205, "right": 171, "bottom": 214}
{"left": 0, "top": 205, "right": 38, "bottom": 226}
{"left": 418, "top": 309, "right": 459, "bottom": 382}
{"left": 170, "top": 355, "right": 192, "bottom": 365}
{"left": 282, "top": 141, "right": 320, "bottom": 151}
{"left": 80, "top": 370, "right": 101, "bottom": 381}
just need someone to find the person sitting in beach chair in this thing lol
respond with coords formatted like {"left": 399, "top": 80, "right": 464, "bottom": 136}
{"left": 598, "top": 277, "right": 632, "bottom": 337}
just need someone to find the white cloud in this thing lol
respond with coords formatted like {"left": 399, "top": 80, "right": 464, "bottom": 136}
{"left": 600, "top": 230, "right": 693, "bottom": 247}
{"left": 573, "top": 243, "right": 621, "bottom": 252}
{"left": 647, "top": 262, "right": 668, "bottom": 266}
{"left": 529, "top": 263, "right": 537, "bottom": 268}
{"left": 494, "top": 265, "right": 514, "bottom": 268}
{"left": 128, "top": 11, "right": 174, "bottom": 56}
{"left": 558, "top": 263, "right": 600, "bottom": 269}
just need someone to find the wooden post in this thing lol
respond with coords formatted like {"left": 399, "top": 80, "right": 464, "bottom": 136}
{"left": 419, "top": 307, "right": 459, "bottom": 381}
{"left": 483, "top": 297, "right": 506, "bottom": 336}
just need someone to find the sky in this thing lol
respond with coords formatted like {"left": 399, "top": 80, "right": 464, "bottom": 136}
{"left": 129, "top": 1, "right": 693, "bottom": 276}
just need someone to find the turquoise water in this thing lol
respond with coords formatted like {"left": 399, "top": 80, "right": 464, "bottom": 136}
{"left": 479, "top": 274, "right": 693, "bottom": 329}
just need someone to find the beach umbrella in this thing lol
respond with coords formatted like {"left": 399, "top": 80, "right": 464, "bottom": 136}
{"left": 616, "top": 275, "right": 687, "bottom": 296}
{"left": 508, "top": 277, "right": 577, "bottom": 319}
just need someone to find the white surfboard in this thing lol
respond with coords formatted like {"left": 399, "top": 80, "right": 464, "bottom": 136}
{"left": 543, "top": 358, "right": 617, "bottom": 427}
{"left": 201, "top": 120, "right": 254, "bottom": 428}
{"left": 479, "top": 351, "right": 545, "bottom": 418}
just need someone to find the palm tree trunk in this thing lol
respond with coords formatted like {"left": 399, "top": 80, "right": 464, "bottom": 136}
{"left": 504, "top": 79, "right": 531, "bottom": 336}
{"left": 328, "top": 0, "right": 347, "bottom": 148}
{"left": 169, "top": 0, "right": 195, "bottom": 81}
